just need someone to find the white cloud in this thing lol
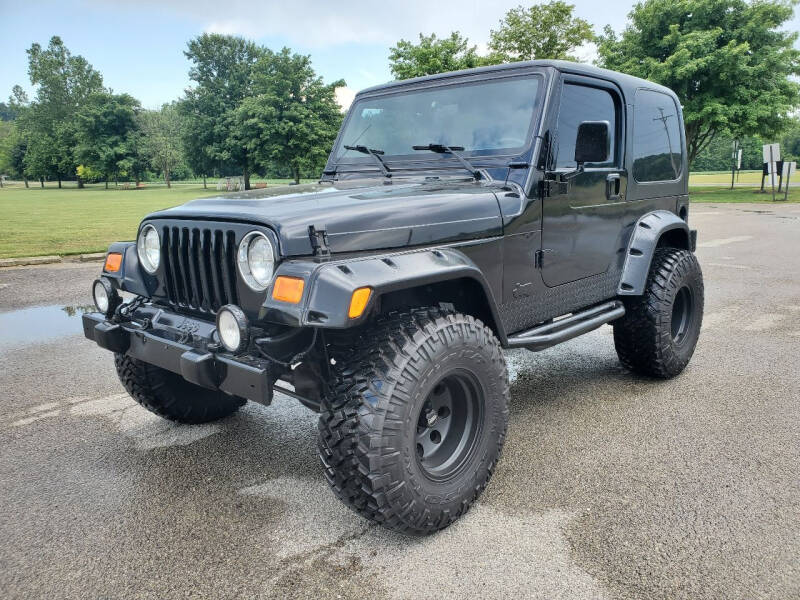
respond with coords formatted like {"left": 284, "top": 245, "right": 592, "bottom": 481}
{"left": 87, "top": 1, "right": 648, "bottom": 52}
{"left": 130, "top": 0, "right": 593, "bottom": 48}
{"left": 334, "top": 86, "right": 356, "bottom": 111}
{"left": 204, "top": 18, "right": 263, "bottom": 38}
{"left": 574, "top": 41, "right": 599, "bottom": 65}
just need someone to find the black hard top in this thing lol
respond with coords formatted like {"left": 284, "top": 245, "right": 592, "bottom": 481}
{"left": 358, "top": 59, "right": 679, "bottom": 105}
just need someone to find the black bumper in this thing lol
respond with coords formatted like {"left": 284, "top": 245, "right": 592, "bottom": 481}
{"left": 83, "top": 311, "right": 274, "bottom": 405}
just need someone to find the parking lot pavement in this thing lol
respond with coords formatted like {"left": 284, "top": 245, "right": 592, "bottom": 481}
{"left": 1, "top": 202, "right": 799, "bottom": 600}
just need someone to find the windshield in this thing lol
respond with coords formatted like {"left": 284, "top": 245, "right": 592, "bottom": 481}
{"left": 334, "top": 75, "right": 542, "bottom": 163}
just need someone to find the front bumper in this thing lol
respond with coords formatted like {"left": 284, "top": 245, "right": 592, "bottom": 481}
{"left": 83, "top": 308, "right": 275, "bottom": 405}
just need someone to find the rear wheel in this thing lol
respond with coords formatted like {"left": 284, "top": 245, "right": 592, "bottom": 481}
{"left": 318, "top": 307, "right": 509, "bottom": 535}
{"left": 614, "top": 248, "right": 704, "bottom": 378}
{"left": 114, "top": 354, "right": 245, "bottom": 424}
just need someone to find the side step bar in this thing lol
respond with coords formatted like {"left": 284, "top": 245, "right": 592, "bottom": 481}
{"left": 506, "top": 300, "right": 626, "bottom": 351}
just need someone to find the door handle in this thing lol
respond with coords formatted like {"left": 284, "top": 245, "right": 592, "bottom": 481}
{"left": 606, "top": 174, "right": 621, "bottom": 200}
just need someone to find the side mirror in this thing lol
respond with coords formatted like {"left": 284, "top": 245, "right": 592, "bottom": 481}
{"left": 574, "top": 121, "right": 610, "bottom": 165}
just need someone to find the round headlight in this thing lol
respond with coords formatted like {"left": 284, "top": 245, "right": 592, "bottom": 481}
{"left": 137, "top": 224, "right": 160, "bottom": 274}
{"left": 216, "top": 305, "right": 249, "bottom": 353}
{"left": 93, "top": 280, "right": 109, "bottom": 313}
{"left": 92, "top": 277, "right": 121, "bottom": 316}
{"left": 237, "top": 232, "right": 275, "bottom": 291}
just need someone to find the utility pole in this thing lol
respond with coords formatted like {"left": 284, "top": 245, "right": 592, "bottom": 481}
{"left": 653, "top": 108, "right": 678, "bottom": 178}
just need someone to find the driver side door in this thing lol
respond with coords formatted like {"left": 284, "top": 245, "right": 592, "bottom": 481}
{"left": 541, "top": 76, "right": 627, "bottom": 287}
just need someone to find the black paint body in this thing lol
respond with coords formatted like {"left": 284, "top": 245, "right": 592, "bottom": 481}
{"left": 126, "top": 60, "right": 692, "bottom": 344}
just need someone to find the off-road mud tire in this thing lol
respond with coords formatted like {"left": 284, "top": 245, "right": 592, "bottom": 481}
{"left": 318, "top": 307, "right": 509, "bottom": 535}
{"left": 614, "top": 248, "right": 704, "bottom": 378}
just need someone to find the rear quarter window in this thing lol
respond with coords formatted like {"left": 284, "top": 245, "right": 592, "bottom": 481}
{"left": 632, "top": 89, "right": 683, "bottom": 182}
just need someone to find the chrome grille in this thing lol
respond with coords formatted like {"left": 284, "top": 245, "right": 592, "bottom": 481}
{"left": 160, "top": 225, "right": 239, "bottom": 313}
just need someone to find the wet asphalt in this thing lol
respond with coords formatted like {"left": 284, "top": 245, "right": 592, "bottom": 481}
{"left": 0, "top": 203, "right": 798, "bottom": 599}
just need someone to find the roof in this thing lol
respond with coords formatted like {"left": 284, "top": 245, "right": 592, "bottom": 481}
{"left": 357, "top": 59, "right": 678, "bottom": 103}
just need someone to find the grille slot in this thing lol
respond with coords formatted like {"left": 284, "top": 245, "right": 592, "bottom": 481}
{"left": 161, "top": 226, "right": 238, "bottom": 312}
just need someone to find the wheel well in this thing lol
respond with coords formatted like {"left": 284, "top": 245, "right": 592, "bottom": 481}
{"left": 656, "top": 227, "right": 690, "bottom": 250}
{"left": 377, "top": 277, "right": 502, "bottom": 339}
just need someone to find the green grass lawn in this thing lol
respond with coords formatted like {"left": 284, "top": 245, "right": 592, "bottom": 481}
{"left": 688, "top": 170, "right": 765, "bottom": 185}
{"left": 0, "top": 183, "right": 315, "bottom": 259}
{"left": 689, "top": 185, "right": 799, "bottom": 203}
{"left": 0, "top": 179, "right": 796, "bottom": 259}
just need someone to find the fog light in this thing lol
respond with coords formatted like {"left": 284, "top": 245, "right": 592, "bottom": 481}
{"left": 216, "top": 305, "right": 249, "bottom": 353}
{"left": 92, "top": 278, "right": 120, "bottom": 316}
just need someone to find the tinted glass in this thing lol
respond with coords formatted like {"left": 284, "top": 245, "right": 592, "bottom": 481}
{"left": 556, "top": 83, "right": 617, "bottom": 168}
{"left": 633, "top": 90, "right": 683, "bottom": 182}
{"left": 335, "top": 76, "right": 541, "bottom": 160}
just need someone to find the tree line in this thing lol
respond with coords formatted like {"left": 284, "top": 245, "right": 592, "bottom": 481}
{"left": 1, "top": 0, "right": 799, "bottom": 187}
{"left": 0, "top": 35, "right": 343, "bottom": 189}
{"left": 388, "top": 0, "right": 799, "bottom": 166}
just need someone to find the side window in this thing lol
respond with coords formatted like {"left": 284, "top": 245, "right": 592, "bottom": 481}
{"left": 556, "top": 83, "right": 617, "bottom": 169}
{"left": 633, "top": 90, "right": 683, "bottom": 182}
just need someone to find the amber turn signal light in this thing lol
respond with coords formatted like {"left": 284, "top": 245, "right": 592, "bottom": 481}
{"left": 104, "top": 252, "right": 122, "bottom": 273}
{"left": 272, "top": 276, "right": 305, "bottom": 303}
{"left": 348, "top": 287, "right": 372, "bottom": 319}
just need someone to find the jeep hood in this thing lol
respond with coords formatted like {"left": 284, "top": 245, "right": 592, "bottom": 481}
{"left": 147, "top": 179, "right": 504, "bottom": 256}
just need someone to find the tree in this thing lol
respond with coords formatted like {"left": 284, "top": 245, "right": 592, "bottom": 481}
{"left": 182, "top": 34, "right": 263, "bottom": 189}
{"left": 179, "top": 99, "right": 216, "bottom": 188}
{"left": 0, "top": 103, "right": 19, "bottom": 121}
{"left": 74, "top": 92, "right": 140, "bottom": 188}
{"left": 140, "top": 103, "right": 184, "bottom": 187}
{"left": 389, "top": 32, "right": 493, "bottom": 80}
{"left": 12, "top": 37, "right": 105, "bottom": 187}
{"left": 782, "top": 119, "right": 800, "bottom": 161}
{"left": 0, "top": 121, "right": 16, "bottom": 185}
{"left": 489, "top": 2, "right": 595, "bottom": 61}
{"left": 235, "top": 48, "right": 344, "bottom": 183}
{"left": 3, "top": 88, "right": 29, "bottom": 186}
{"left": 10, "top": 137, "right": 29, "bottom": 187}
{"left": 22, "top": 131, "right": 60, "bottom": 187}
{"left": 597, "top": 0, "right": 800, "bottom": 165}
{"left": 692, "top": 135, "right": 764, "bottom": 171}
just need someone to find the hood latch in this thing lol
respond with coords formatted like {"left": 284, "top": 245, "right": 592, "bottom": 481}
{"left": 308, "top": 224, "right": 330, "bottom": 258}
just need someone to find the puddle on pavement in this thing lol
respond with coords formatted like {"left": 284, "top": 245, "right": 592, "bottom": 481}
{"left": 0, "top": 304, "right": 95, "bottom": 351}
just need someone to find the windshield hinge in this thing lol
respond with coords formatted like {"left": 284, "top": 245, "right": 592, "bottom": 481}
{"left": 308, "top": 224, "right": 330, "bottom": 257}
{"left": 541, "top": 177, "right": 569, "bottom": 197}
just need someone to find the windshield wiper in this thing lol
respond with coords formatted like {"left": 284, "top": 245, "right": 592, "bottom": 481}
{"left": 412, "top": 143, "right": 481, "bottom": 180}
{"left": 343, "top": 144, "right": 392, "bottom": 178}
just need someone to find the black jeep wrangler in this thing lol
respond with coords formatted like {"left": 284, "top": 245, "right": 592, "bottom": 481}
{"left": 84, "top": 60, "right": 703, "bottom": 534}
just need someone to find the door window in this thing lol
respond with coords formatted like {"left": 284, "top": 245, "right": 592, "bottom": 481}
{"left": 556, "top": 83, "right": 617, "bottom": 169}
{"left": 632, "top": 89, "right": 683, "bottom": 182}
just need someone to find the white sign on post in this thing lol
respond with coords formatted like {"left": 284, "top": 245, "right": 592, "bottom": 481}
{"left": 763, "top": 143, "right": 781, "bottom": 164}
{"left": 737, "top": 149, "right": 742, "bottom": 170}
{"left": 763, "top": 143, "right": 781, "bottom": 186}
{"left": 781, "top": 161, "right": 796, "bottom": 177}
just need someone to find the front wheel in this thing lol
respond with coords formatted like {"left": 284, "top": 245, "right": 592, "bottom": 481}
{"left": 317, "top": 308, "right": 509, "bottom": 535}
{"left": 614, "top": 248, "right": 704, "bottom": 378}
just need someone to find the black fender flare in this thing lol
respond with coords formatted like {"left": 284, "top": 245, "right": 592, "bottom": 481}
{"left": 262, "top": 247, "right": 506, "bottom": 341}
{"left": 618, "top": 210, "right": 693, "bottom": 296}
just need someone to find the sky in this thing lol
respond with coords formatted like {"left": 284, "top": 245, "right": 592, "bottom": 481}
{"left": 1, "top": 0, "right": 799, "bottom": 110}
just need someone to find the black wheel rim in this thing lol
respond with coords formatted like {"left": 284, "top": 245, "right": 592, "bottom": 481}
{"left": 671, "top": 285, "right": 694, "bottom": 344}
{"left": 414, "top": 369, "right": 484, "bottom": 481}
